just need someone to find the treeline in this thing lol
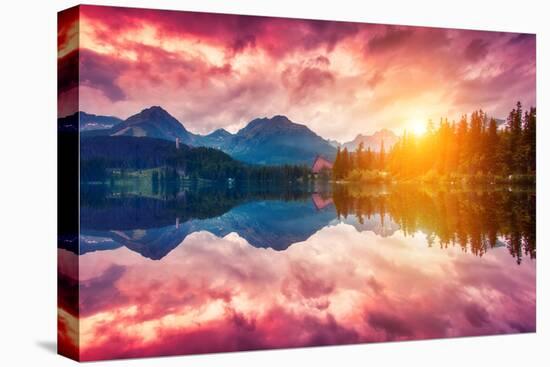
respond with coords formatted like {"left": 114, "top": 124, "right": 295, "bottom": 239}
{"left": 80, "top": 136, "right": 311, "bottom": 183}
{"left": 332, "top": 185, "right": 535, "bottom": 264}
{"left": 83, "top": 158, "right": 311, "bottom": 184}
{"left": 81, "top": 184, "right": 314, "bottom": 232}
{"left": 332, "top": 141, "right": 386, "bottom": 180}
{"left": 333, "top": 102, "right": 536, "bottom": 182}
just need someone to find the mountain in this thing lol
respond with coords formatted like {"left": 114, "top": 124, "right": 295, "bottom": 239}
{"left": 58, "top": 111, "right": 123, "bottom": 131}
{"left": 80, "top": 197, "right": 337, "bottom": 257}
{"left": 109, "top": 106, "right": 197, "bottom": 143}
{"left": 196, "top": 128, "right": 233, "bottom": 150}
{"left": 78, "top": 192, "right": 402, "bottom": 259}
{"left": 80, "top": 107, "right": 337, "bottom": 165}
{"left": 327, "top": 139, "right": 341, "bottom": 148}
{"left": 79, "top": 135, "right": 245, "bottom": 182}
{"left": 79, "top": 135, "right": 311, "bottom": 183}
{"left": 79, "top": 111, "right": 123, "bottom": 131}
{"left": 226, "top": 115, "right": 336, "bottom": 165}
{"left": 343, "top": 129, "right": 398, "bottom": 152}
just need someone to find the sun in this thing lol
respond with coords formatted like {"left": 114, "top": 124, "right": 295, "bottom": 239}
{"left": 408, "top": 118, "right": 427, "bottom": 136}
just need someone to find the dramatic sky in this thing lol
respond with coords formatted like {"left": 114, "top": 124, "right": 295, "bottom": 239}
{"left": 58, "top": 5, "right": 536, "bottom": 141}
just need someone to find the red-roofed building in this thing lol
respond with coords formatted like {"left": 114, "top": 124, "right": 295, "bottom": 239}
{"left": 311, "top": 193, "right": 334, "bottom": 210}
{"left": 311, "top": 155, "right": 333, "bottom": 174}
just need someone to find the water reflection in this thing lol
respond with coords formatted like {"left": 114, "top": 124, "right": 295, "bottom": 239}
{"left": 332, "top": 185, "right": 536, "bottom": 264}
{"left": 58, "top": 183, "right": 536, "bottom": 360}
{"left": 75, "top": 184, "right": 535, "bottom": 263}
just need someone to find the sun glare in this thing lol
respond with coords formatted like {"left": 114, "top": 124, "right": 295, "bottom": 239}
{"left": 409, "top": 118, "right": 427, "bottom": 136}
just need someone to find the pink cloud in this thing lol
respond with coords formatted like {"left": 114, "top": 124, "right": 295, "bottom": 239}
{"left": 56, "top": 225, "right": 535, "bottom": 361}
{"left": 367, "top": 27, "right": 415, "bottom": 53}
{"left": 464, "top": 38, "right": 490, "bottom": 62}
{"left": 61, "top": 5, "right": 536, "bottom": 140}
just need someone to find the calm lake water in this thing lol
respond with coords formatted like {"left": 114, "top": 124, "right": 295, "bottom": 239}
{"left": 58, "top": 183, "right": 536, "bottom": 361}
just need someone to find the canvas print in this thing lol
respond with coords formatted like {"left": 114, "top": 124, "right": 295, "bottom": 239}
{"left": 57, "top": 5, "right": 536, "bottom": 362}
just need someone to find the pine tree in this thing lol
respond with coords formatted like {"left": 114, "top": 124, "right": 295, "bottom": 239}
{"left": 507, "top": 102, "right": 523, "bottom": 173}
{"left": 366, "top": 147, "right": 374, "bottom": 171}
{"left": 468, "top": 110, "right": 484, "bottom": 173}
{"left": 333, "top": 147, "right": 342, "bottom": 179}
{"left": 457, "top": 115, "right": 469, "bottom": 173}
{"left": 359, "top": 102, "right": 534, "bottom": 180}
{"left": 485, "top": 118, "right": 499, "bottom": 174}
{"left": 356, "top": 142, "right": 366, "bottom": 170}
{"left": 379, "top": 139, "right": 385, "bottom": 170}
{"left": 523, "top": 107, "right": 536, "bottom": 173}
{"left": 341, "top": 147, "right": 350, "bottom": 178}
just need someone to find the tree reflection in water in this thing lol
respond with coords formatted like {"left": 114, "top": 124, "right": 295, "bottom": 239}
{"left": 332, "top": 184, "right": 535, "bottom": 264}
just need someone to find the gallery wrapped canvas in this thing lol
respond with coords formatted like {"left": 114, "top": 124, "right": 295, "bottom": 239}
{"left": 58, "top": 4, "right": 536, "bottom": 362}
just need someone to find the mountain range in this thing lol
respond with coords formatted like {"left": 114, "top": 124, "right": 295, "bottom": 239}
{"left": 341, "top": 129, "right": 398, "bottom": 152}
{"left": 78, "top": 194, "right": 399, "bottom": 259}
{"left": 60, "top": 111, "right": 123, "bottom": 131}
{"left": 75, "top": 106, "right": 395, "bottom": 165}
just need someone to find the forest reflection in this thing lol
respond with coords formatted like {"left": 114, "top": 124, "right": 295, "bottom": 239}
{"left": 79, "top": 182, "right": 535, "bottom": 264}
{"left": 332, "top": 184, "right": 535, "bottom": 264}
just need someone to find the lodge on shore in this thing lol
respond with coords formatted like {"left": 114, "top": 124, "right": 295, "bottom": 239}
{"left": 311, "top": 155, "right": 333, "bottom": 174}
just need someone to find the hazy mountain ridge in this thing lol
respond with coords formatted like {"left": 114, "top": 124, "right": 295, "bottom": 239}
{"left": 58, "top": 111, "right": 123, "bottom": 131}
{"left": 80, "top": 112, "right": 124, "bottom": 131}
{"left": 196, "top": 128, "right": 233, "bottom": 150}
{"left": 342, "top": 129, "right": 398, "bottom": 152}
